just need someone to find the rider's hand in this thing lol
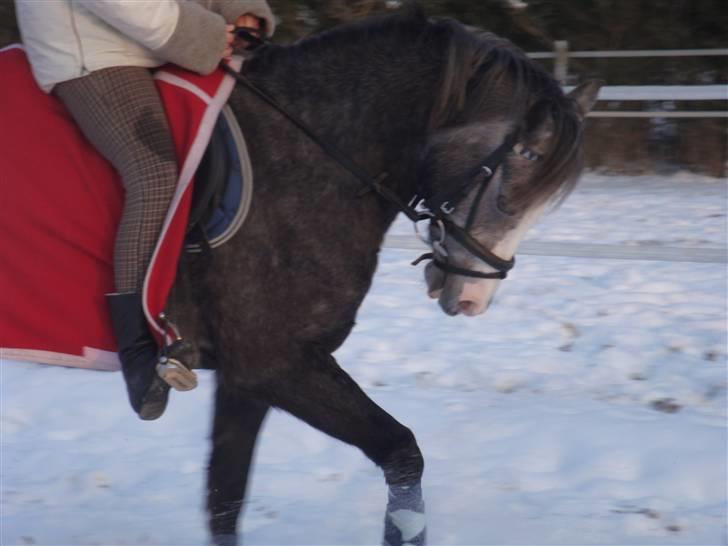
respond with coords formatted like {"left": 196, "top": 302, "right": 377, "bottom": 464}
{"left": 223, "top": 24, "right": 235, "bottom": 59}
{"left": 234, "top": 13, "right": 264, "bottom": 49}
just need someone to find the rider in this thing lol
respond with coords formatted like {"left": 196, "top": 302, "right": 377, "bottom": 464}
{"left": 14, "top": 0, "right": 276, "bottom": 420}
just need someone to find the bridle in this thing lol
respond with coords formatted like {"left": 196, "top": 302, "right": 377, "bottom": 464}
{"left": 222, "top": 30, "right": 541, "bottom": 281}
{"left": 411, "top": 132, "right": 521, "bottom": 280}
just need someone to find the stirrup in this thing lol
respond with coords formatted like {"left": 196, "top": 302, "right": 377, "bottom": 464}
{"left": 155, "top": 313, "right": 198, "bottom": 392}
{"left": 156, "top": 354, "right": 198, "bottom": 392}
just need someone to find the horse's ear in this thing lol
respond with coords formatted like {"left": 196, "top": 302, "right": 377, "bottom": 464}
{"left": 567, "top": 79, "right": 604, "bottom": 119}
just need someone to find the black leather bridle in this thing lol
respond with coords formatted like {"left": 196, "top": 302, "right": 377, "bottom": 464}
{"left": 222, "top": 33, "right": 540, "bottom": 281}
{"left": 411, "top": 133, "right": 520, "bottom": 280}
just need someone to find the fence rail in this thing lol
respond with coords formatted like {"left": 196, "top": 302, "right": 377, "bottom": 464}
{"left": 383, "top": 235, "right": 728, "bottom": 264}
{"left": 582, "top": 85, "right": 728, "bottom": 101}
{"left": 528, "top": 45, "right": 728, "bottom": 119}
{"left": 528, "top": 48, "right": 728, "bottom": 60}
{"left": 589, "top": 111, "right": 727, "bottom": 118}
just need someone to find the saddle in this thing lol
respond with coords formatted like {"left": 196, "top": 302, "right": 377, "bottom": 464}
{"left": 186, "top": 104, "right": 253, "bottom": 253}
{"left": 0, "top": 45, "right": 252, "bottom": 370}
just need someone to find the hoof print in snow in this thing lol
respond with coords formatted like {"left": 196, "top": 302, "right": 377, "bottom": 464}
{"left": 650, "top": 398, "right": 682, "bottom": 414}
{"left": 641, "top": 508, "right": 660, "bottom": 519}
{"left": 703, "top": 350, "right": 720, "bottom": 362}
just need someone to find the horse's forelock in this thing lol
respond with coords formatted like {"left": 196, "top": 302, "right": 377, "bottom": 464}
{"left": 513, "top": 98, "right": 584, "bottom": 210}
{"left": 428, "top": 19, "right": 584, "bottom": 209}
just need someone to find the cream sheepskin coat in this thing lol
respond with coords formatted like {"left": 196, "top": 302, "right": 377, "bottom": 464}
{"left": 15, "top": 0, "right": 276, "bottom": 92}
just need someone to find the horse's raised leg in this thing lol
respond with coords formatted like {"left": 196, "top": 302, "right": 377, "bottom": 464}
{"left": 207, "top": 385, "right": 268, "bottom": 546}
{"left": 270, "top": 347, "right": 426, "bottom": 546}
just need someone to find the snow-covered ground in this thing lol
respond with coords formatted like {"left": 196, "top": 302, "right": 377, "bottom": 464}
{"left": 2, "top": 173, "right": 726, "bottom": 546}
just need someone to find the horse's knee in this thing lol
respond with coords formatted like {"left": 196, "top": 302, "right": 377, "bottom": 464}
{"left": 381, "top": 427, "right": 424, "bottom": 486}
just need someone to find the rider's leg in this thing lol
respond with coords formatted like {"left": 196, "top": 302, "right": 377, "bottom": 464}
{"left": 54, "top": 66, "right": 179, "bottom": 420}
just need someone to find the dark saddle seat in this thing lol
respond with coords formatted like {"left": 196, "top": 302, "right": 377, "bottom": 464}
{"left": 186, "top": 105, "right": 253, "bottom": 252}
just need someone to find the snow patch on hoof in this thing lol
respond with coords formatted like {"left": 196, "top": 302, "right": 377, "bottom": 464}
{"left": 389, "top": 509, "right": 426, "bottom": 542}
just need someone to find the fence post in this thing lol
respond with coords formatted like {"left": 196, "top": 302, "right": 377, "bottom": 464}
{"left": 554, "top": 40, "right": 569, "bottom": 84}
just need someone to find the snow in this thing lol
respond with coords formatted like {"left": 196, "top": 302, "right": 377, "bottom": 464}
{"left": 2, "top": 173, "right": 727, "bottom": 546}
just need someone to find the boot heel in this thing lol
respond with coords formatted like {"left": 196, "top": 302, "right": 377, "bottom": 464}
{"left": 138, "top": 376, "right": 171, "bottom": 421}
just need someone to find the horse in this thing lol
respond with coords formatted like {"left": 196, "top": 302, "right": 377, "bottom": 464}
{"left": 167, "top": 8, "right": 601, "bottom": 545}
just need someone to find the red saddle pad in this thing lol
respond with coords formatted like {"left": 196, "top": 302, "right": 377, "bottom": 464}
{"left": 0, "top": 45, "right": 240, "bottom": 370}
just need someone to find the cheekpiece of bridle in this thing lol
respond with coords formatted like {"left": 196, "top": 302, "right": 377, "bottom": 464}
{"left": 410, "top": 132, "right": 523, "bottom": 280}
{"left": 222, "top": 35, "right": 541, "bottom": 282}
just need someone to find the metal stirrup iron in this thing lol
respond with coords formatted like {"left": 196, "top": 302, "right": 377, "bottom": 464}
{"left": 155, "top": 313, "right": 198, "bottom": 392}
{"left": 156, "top": 355, "right": 198, "bottom": 392}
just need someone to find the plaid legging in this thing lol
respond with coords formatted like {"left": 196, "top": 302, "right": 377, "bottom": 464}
{"left": 54, "top": 67, "right": 178, "bottom": 293}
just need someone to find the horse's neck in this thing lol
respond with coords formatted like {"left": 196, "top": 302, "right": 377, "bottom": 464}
{"left": 244, "top": 38, "right": 443, "bottom": 216}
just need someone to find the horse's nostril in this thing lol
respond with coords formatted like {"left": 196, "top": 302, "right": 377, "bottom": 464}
{"left": 458, "top": 300, "right": 478, "bottom": 316}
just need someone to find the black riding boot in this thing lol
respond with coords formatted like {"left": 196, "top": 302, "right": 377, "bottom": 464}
{"left": 107, "top": 292, "right": 170, "bottom": 420}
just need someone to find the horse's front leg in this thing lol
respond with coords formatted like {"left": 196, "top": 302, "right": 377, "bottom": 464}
{"left": 270, "top": 347, "right": 426, "bottom": 546}
{"left": 207, "top": 383, "right": 269, "bottom": 546}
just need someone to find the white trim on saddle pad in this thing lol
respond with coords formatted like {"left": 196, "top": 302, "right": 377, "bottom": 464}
{"left": 0, "top": 44, "right": 24, "bottom": 53}
{"left": 1, "top": 346, "right": 120, "bottom": 371}
{"left": 143, "top": 56, "right": 244, "bottom": 340}
{"left": 154, "top": 71, "right": 214, "bottom": 105}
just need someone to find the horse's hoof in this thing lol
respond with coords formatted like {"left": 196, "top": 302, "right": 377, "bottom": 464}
{"left": 384, "top": 508, "right": 426, "bottom": 545}
{"left": 211, "top": 534, "right": 238, "bottom": 546}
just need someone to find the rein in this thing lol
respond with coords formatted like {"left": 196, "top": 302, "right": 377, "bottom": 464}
{"left": 221, "top": 38, "right": 530, "bottom": 280}
{"left": 219, "top": 62, "right": 421, "bottom": 223}
{"left": 410, "top": 133, "right": 520, "bottom": 279}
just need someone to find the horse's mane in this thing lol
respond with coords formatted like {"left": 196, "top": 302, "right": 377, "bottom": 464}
{"left": 252, "top": 8, "right": 584, "bottom": 208}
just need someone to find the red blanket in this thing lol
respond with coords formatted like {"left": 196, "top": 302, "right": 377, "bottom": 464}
{"left": 0, "top": 45, "right": 240, "bottom": 371}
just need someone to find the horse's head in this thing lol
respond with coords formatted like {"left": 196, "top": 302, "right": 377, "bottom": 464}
{"left": 418, "top": 80, "right": 602, "bottom": 316}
